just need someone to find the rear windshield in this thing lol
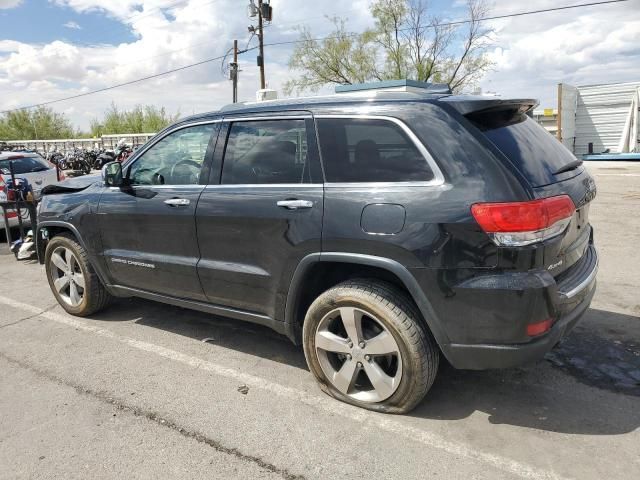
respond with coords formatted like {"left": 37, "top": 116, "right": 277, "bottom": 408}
{"left": 468, "top": 109, "right": 579, "bottom": 187}
{"left": 0, "top": 155, "right": 50, "bottom": 175}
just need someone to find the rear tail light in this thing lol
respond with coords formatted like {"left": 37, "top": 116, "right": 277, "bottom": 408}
{"left": 0, "top": 173, "right": 4, "bottom": 193}
{"left": 471, "top": 195, "right": 575, "bottom": 246}
{"left": 527, "top": 318, "right": 554, "bottom": 337}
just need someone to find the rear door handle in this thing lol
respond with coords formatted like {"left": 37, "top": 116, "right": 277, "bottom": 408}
{"left": 164, "top": 198, "right": 190, "bottom": 207}
{"left": 276, "top": 199, "right": 313, "bottom": 210}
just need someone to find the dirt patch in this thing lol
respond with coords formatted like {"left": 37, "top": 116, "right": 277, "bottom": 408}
{"left": 546, "top": 328, "right": 640, "bottom": 396}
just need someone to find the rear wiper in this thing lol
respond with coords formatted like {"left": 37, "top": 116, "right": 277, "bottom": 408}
{"left": 554, "top": 159, "right": 583, "bottom": 175}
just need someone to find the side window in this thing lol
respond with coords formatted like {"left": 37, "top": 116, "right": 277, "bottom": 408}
{"left": 128, "top": 123, "right": 216, "bottom": 186}
{"left": 221, "top": 119, "right": 310, "bottom": 184}
{"left": 316, "top": 118, "right": 434, "bottom": 183}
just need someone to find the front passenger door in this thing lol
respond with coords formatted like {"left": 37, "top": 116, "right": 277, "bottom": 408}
{"left": 98, "top": 122, "right": 219, "bottom": 301}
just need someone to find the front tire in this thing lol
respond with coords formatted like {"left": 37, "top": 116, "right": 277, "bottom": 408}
{"left": 45, "top": 233, "right": 112, "bottom": 316}
{"left": 303, "top": 279, "right": 439, "bottom": 414}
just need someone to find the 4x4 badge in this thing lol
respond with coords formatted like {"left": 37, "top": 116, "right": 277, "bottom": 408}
{"left": 548, "top": 259, "right": 563, "bottom": 270}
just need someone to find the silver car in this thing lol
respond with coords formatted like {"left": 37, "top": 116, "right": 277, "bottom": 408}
{"left": 0, "top": 151, "right": 62, "bottom": 230}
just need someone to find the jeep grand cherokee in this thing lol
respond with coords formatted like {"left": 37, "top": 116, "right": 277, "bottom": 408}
{"left": 37, "top": 88, "right": 598, "bottom": 413}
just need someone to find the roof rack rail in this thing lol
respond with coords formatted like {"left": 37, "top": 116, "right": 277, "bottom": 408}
{"left": 220, "top": 101, "right": 249, "bottom": 112}
{"left": 335, "top": 79, "right": 452, "bottom": 94}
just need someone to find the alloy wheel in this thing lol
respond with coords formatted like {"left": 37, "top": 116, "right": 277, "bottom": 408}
{"left": 49, "top": 247, "right": 85, "bottom": 307}
{"left": 315, "top": 306, "right": 403, "bottom": 403}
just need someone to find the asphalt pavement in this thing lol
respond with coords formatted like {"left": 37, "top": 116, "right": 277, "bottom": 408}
{"left": 0, "top": 161, "right": 639, "bottom": 479}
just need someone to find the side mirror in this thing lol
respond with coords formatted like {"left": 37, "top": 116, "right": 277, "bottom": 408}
{"left": 102, "top": 161, "right": 123, "bottom": 187}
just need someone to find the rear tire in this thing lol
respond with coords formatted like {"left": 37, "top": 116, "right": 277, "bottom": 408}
{"left": 303, "top": 279, "right": 439, "bottom": 414}
{"left": 45, "top": 233, "right": 112, "bottom": 316}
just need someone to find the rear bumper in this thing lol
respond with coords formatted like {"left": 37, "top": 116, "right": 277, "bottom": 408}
{"left": 421, "top": 244, "right": 598, "bottom": 370}
{"left": 441, "top": 278, "right": 595, "bottom": 369}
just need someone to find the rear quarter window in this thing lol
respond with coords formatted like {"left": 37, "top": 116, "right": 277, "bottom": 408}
{"left": 316, "top": 118, "right": 434, "bottom": 183}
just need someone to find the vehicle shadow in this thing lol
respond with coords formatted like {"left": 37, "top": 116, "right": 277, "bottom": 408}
{"left": 413, "top": 307, "right": 640, "bottom": 435}
{"left": 90, "top": 297, "right": 308, "bottom": 370}
{"left": 90, "top": 298, "right": 640, "bottom": 435}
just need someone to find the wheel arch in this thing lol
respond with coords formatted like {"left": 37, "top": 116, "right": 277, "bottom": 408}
{"left": 37, "top": 221, "right": 112, "bottom": 292}
{"left": 37, "top": 221, "right": 86, "bottom": 263}
{"left": 284, "top": 253, "right": 450, "bottom": 349}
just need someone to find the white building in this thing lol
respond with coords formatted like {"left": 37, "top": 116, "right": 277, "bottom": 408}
{"left": 556, "top": 81, "right": 640, "bottom": 156}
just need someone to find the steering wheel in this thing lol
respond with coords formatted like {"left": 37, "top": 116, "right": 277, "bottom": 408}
{"left": 130, "top": 166, "right": 157, "bottom": 185}
{"left": 170, "top": 159, "right": 201, "bottom": 183}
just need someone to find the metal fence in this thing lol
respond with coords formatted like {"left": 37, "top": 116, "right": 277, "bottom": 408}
{"left": 3, "top": 133, "right": 157, "bottom": 154}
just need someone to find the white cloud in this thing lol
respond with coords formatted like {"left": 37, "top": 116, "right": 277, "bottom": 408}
{"left": 1, "top": 41, "right": 87, "bottom": 83}
{"left": 1, "top": 0, "right": 637, "bottom": 130}
{"left": 63, "top": 20, "right": 82, "bottom": 30}
{"left": 479, "top": 0, "right": 640, "bottom": 107}
{"left": 0, "top": 0, "right": 22, "bottom": 9}
{"left": 0, "top": 0, "right": 374, "bottom": 129}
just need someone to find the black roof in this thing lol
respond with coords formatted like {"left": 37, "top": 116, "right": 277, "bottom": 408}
{"left": 178, "top": 91, "right": 452, "bottom": 124}
{"left": 176, "top": 91, "right": 538, "bottom": 124}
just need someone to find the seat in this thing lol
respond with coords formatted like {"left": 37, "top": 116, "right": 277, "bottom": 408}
{"left": 247, "top": 139, "right": 298, "bottom": 183}
{"left": 352, "top": 140, "right": 382, "bottom": 181}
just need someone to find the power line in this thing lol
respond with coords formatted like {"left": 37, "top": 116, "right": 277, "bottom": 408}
{"left": 0, "top": 52, "right": 244, "bottom": 114}
{"left": 264, "top": 8, "right": 362, "bottom": 30}
{"left": 0, "top": 0, "right": 631, "bottom": 114}
{"left": 262, "top": 0, "right": 632, "bottom": 48}
{"left": 121, "top": 0, "right": 219, "bottom": 25}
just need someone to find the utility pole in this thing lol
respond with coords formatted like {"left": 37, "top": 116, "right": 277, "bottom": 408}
{"left": 249, "top": 0, "right": 271, "bottom": 90}
{"left": 257, "top": 0, "right": 266, "bottom": 89}
{"left": 230, "top": 39, "right": 239, "bottom": 103}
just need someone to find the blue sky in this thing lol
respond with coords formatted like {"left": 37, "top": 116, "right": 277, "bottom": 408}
{"left": 0, "top": 0, "right": 639, "bottom": 130}
{"left": 0, "top": 0, "right": 137, "bottom": 45}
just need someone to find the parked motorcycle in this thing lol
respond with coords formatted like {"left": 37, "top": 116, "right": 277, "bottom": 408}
{"left": 94, "top": 148, "right": 116, "bottom": 169}
{"left": 46, "top": 148, "right": 65, "bottom": 169}
{"left": 114, "top": 139, "right": 133, "bottom": 162}
{"left": 63, "top": 148, "right": 92, "bottom": 175}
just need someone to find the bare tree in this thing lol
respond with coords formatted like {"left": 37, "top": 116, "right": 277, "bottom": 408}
{"left": 445, "top": 0, "right": 495, "bottom": 91}
{"left": 402, "top": 1, "right": 456, "bottom": 83}
{"left": 285, "top": 0, "right": 494, "bottom": 94}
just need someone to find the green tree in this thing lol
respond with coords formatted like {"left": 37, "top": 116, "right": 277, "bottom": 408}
{"left": 284, "top": 17, "right": 379, "bottom": 95}
{"left": 0, "top": 106, "right": 75, "bottom": 140}
{"left": 370, "top": 0, "right": 409, "bottom": 80}
{"left": 90, "top": 103, "right": 179, "bottom": 137}
{"left": 285, "top": 0, "right": 494, "bottom": 94}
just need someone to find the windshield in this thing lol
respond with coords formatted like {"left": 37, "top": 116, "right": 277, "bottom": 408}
{"left": 0, "top": 155, "right": 51, "bottom": 175}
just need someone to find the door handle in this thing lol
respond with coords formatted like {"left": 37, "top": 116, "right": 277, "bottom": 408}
{"left": 276, "top": 199, "right": 313, "bottom": 210}
{"left": 164, "top": 198, "right": 190, "bottom": 207}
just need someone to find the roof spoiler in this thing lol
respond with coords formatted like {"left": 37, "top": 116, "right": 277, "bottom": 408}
{"left": 439, "top": 97, "right": 539, "bottom": 116}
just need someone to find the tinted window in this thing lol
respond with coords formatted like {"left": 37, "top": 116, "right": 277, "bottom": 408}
{"left": 468, "top": 110, "right": 580, "bottom": 187}
{"left": 0, "top": 155, "right": 50, "bottom": 175}
{"left": 222, "top": 119, "right": 310, "bottom": 184}
{"left": 128, "top": 123, "right": 216, "bottom": 185}
{"left": 316, "top": 118, "right": 434, "bottom": 183}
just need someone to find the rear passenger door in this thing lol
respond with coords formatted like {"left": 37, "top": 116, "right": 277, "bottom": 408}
{"left": 315, "top": 114, "right": 443, "bottom": 263}
{"left": 196, "top": 114, "right": 323, "bottom": 320}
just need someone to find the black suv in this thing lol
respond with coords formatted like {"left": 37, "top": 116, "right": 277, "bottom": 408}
{"left": 37, "top": 88, "right": 598, "bottom": 413}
